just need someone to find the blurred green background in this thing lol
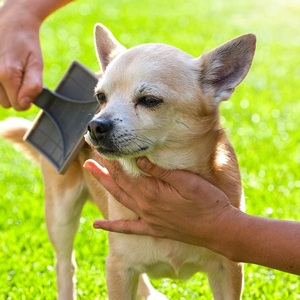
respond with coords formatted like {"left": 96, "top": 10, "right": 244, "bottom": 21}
{"left": 0, "top": 0, "right": 300, "bottom": 299}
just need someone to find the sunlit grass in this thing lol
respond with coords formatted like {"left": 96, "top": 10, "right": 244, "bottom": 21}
{"left": 0, "top": 0, "right": 300, "bottom": 298}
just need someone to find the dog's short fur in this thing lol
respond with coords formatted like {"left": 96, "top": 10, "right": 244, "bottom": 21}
{"left": 0, "top": 24, "right": 256, "bottom": 300}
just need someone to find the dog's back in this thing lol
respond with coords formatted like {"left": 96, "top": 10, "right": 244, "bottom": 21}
{"left": 0, "top": 117, "right": 40, "bottom": 162}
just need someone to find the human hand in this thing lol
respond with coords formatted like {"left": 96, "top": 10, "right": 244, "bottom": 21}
{"left": 84, "top": 157, "right": 236, "bottom": 248}
{"left": 0, "top": 1, "right": 43, "bottom": 110}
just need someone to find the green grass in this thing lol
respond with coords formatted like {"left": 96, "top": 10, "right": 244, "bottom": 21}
{"left": 1, "top": 0, "right": 300, "bottom": 298}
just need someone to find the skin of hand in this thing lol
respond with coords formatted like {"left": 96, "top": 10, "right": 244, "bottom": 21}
{"left": 83, "top": 157, "right": 235, "bottom": 250}
{"left": 84, "top": 157, "right": 300, "bottom": 275}
{"left": 0, "top": 0, "right": 73, "bottom": 110}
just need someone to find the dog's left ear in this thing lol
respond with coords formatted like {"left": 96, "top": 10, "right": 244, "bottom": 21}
{"left": 198, "top": 34, "right": 256, "bottom": 104}
{"left": 94, "top": 23, "right": 126, "bottom": 72}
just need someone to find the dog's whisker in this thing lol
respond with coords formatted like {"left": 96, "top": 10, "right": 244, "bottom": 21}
{"left": 135, "top": 136, "right": 155, "bottom": 146}
{"left": 165, "top": 139, "right": 187, "bottom": 146}
{"left": 131, "top": 138, "right": 152, "bottom": 150}
{"left": 175, "top": 120, "right": 196, "bottom": 133}
{"left": 131, "top": 128, "right": 161, "bottom": 133}
{"left": 163, "top": 144, "right": 178, "bottom": 155}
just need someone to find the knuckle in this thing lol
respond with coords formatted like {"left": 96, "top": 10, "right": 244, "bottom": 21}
{"left": 139, "top": 201, "right": 156, "bottom": 217}
{"left": 31, "top": 58, "right": 44, "bottom": 70}
{"left": 111, "top": 160, "right": 123, "bottom": 173}
{"left": 155, "top": 167, "right": 170, "bottom": 178}
{"left": 109, "top": 167, "right": 119, "bottom": 182}
{"left": 138, "top": 200, "right": 150, "bottom": 214}
{"left": 0, "top": 63, "right": 19, "bottom": 81}
{"left": 143, "top": 187, "right": 158, "bottom": 201}
{"left": 184, "top": 177, "right": 201, "bottom": 197}
{"left": 112, "top": 188, "right": 123, "bottom": 202}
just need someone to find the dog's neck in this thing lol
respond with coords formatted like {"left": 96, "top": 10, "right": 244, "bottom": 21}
{"left": 119, "top": 125, "right": 224, "bottom": 182}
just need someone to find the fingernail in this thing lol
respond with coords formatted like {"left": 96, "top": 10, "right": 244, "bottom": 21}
{"left": 21, "top": 97, "right": 31, "bottom": 107}
{"left": 84, "top": 160, "right": 109, "bottom": 175}
{"left": 83, "top": 162, "right": 89, "bottom": 171}
{"left": 83, "top": 159, "right": 93, "bottom": 169}
{"left": 93, "top": 220, "right": 102, "bottom": 229}
{"left": 137, "top": 157, "right": 151, "bottom": 171}
{"left": 93, "top": 223, "right": 101, "bottom": 229}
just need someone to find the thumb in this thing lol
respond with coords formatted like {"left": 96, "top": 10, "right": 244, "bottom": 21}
{"left": 17, "top": 59, "right": 43, "bottom": 108}
{"left": 93, "top": 219, "right": 160, "bottom": 237}
{"left": 137, "top": 157, "right": 194, "bottom": 190}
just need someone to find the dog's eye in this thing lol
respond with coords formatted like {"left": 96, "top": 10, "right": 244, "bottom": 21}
{"left": 96, "top": 93, "right": 106, "bottom": 105}
{"left": 138, "top": 96, "right": 163, "bottom": 107}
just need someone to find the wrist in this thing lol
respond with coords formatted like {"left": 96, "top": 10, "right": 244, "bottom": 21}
{"left": 204, "top": 206, "right": 248, "bottom": 261}
{"left": 2, "top": 0, "right": 43, "bottom": 28}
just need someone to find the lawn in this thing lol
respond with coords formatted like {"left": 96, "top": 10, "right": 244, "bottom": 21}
{"left": 0, "top": 0, "right": 300, "bottom": 299}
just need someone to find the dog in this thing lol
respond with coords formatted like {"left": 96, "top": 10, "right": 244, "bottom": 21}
{"left": 0, "top": 24, "right": 256, "bottom": 300}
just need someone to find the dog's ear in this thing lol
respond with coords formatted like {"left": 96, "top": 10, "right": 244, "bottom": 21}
{"left": 94, "top": 23, "right": 126, "bottom": 72}
{"left": 198, "top": 34, "right": 256, "bottom": 104}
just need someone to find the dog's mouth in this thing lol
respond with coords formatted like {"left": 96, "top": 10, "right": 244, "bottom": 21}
{"left": 84, "top": 133, "right": 150, "bottom": 158}
{"left": 97, "top": 146, "right": 149, "bottom": 158}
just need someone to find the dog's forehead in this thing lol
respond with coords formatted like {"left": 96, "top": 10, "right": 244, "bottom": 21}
{"left": 100, "top": 43, "right": 197, "bottom": 93}
{"left": 118, "top": 43, "right": 193, "bottom": 68}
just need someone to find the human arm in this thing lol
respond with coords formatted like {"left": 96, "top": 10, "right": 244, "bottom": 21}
{"left": 0, "top": 0, "right": 73, "bottom": 110}
{"left": 84, "top": 158, "right": 300, "bottom": 275}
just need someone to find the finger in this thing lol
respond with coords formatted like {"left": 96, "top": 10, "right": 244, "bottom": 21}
{"left": 99, "top": 158, "right": 123, "bottom": 176}
{"left": 97, "top": 155, "right": 123, "bottom": 172}
{"left": 84, "top": 159, "right": 109, "bottom": 175}
{"left": 137, "top": 157, "right": 214, "bottom": 199}
{"left": 98, "top": 159, "right": 180, "bottom": 205}
{"left": 0, "top": 84, "right": 10, "bottom": 108}
{"left": 98, "top": 159, "right": 145, "bottom": 201}
{"left": 89, "top": 158, "right": 157, "bottom": 205}
{"left": 84, "top": 159, "right": 139, "bottom": 213}
{"left": 93, "top": 219, "right": 162, "bottom": 237}
{"left": 0, "top": 73, "right": 23, "bottom": 111}
{"left": 137, "top": 157, "right": 192, "bottom": 188}
{"left": 17, "top": 57, "right": 43, "bottom": 108}
{"left": 91, "top": 152, "right": 107, "bottom": 167}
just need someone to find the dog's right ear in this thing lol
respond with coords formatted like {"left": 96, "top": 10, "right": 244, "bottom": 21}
{"left": 94, "top": 23, "right": 126, "bottom": 72}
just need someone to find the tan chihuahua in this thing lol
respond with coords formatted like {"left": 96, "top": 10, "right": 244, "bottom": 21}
{"left": 0, "top": 24, "right": 255, "bottom": 300}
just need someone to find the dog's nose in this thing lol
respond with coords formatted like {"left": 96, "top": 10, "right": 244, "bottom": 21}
{"left": 87, "top": 119, "right": 113, "bottom": 141}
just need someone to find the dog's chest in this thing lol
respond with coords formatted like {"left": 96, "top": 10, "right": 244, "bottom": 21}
{"left": 108, "top": 160, "right": 227, "bottom": 279}
{"left": 110, "top": 232, "right": 221, "bottom": 280}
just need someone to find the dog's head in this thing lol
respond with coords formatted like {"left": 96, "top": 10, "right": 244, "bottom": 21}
{"left": 86, "top": 24, "right": 256, "bottom": 174}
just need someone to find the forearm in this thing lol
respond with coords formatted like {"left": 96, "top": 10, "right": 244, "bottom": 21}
{"left": 2, "top": 0, "right": 74, "bottom": 23}
{"left": 210, "top": 207, "right": 300, "bottom": 275}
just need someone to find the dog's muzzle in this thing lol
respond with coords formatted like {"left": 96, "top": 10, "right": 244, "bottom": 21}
{"left": 86, "top": 118, "right": 150, "bottom": 157}
{"left": 86, "top": 118, "right": 119, "bottom": 155}
{"left": 87, "top": 118, "right": 113, "bottom": 141}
